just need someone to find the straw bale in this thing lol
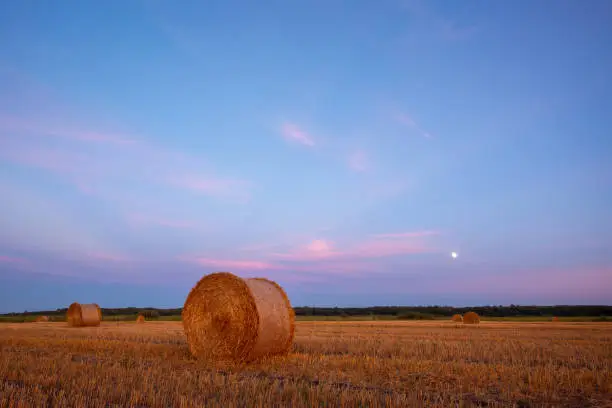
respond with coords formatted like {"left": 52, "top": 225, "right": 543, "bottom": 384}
{"left": 463, "top": 311, "right": 480, "bottom": 324}
{"left": 66, "top": 302, "right": 102, "bottom": 327}
{"left": 182, "top": 271, "right": 295, "bottom": 364}
{"left": 136, "top": 314, "right": 145, "bottom": 323}
{"left": 451, "top": 314, "right": 463, "bottom": 323}
{"left": 552, "top": 316, "right": 559, "bottom": 322}
{"left": 34, "top": 316, "right": 49, "bottom": 322}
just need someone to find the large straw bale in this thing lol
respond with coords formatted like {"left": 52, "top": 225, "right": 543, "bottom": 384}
{"left": 66, "top": 302, "right": 102, "bottom": 327}
{"left": 34, "top": 316, "right": 49, "bottom": 322}
{"left": 136, "top": 314, "right": 145, "bottom": 324}
{"left": 451, "top": 314, "right": 463, "bottom": 323}
{"left": 552, "top": 316, "right": 559, "bottom": 322}
{"left": 182, "top": 271, "right": 295, "bottom": 364}
{"left": 463, "top": 311, "right": 480, "bottom": 324}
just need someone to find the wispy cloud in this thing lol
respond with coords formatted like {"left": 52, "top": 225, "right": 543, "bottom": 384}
{"left": 1, "top": 118, "right": 252, "bottom": 202}
{"left": 180, "top": 254, "right": 375, "bottom": 276}
{"left": 394, "top": 112, "right": 432, "bottom": 138}
{"left": 348, "top": 150, "right": 369, "bottom": 172}
{"left": 271, "top": 231, "right": 437, "bottom": 262}
{"left": 0, "top": 147, "right": 87, "bottom": 174}
{"left": 450, "top": 266, "right": 612, "bottom": 298}
{"left": 280, "top": 122, "right": 315, "bottom": 146}
{"left": 181, "top": 256, "right": 280, "bottom": 271}
{"left": 0, "top": 114, "right": 136, "bottom": 145}
{"left": 306, "top": 239, "right": 334, "bottom": 253}
{"left": 167, "top": 175, "right": 251, "bottom": 201}
{"left": 84, "top": 252, "right": 134, "bottom": 262}
{"left": 0, "top": 255, "right": 27, "bottom": 264}
{"left": 179, "top": 230, "right": 439, "bottom": 276}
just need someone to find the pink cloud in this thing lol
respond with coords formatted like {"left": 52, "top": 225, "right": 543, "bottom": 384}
{"left": 0, "top": 114, "right": 136, "bottom": 145}
{"left": 348, "top": 150, "right": 369, "bottom": 172}
{"left": 167, "top": 175, "right": 251, "bottom": 201}
{"left": 184, "top": 257, "right": 281, "bottom": 271}
{"left": 178, "top": 231, "right": 438, "bottom": 275}
{"left": 447, "top": 266, "right": 612, "bottom": 298}
{"left": 1, "top": 133, "right": 252, "bottom": 203}
{"left": 0, "top": 147, "right": 87, "bottom": 175}
{"left": 271, "top": 232, "right": 437, "bottom": 262}
{"left": 395, "top": 113, "right": 416, "bottom": 127}
{"left": 394, "top": 112, "right": 432, "bottom": 138}
{"left": 280, "top": 122, "right": 315, "bottom": 146}
{"left": 307, "top": 239, "right": 334, "bottom": 253}
{"left": 0, "top": 255, "right": 27, "bottom": 264}
{"left": 84, "top": 252, "right": 133, "bottom": 262}
{"left": 295, "top": 260, "right": 378, "bottom": 274}
{"left": 46, "top": 129, "right": 136, "bottom": 145}
{"left": 180, "top": 254, "right": 376, "bottom": 276}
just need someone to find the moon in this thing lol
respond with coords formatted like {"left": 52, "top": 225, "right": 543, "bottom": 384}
{"left": 451, "top": 251, "right": 458, "bottom": 259}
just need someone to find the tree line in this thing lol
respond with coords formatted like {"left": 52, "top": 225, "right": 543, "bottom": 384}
{"left": 4, "top": 305, "right": 611, "bottom": 318}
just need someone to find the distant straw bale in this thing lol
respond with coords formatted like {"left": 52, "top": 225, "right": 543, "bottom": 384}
{"left": 552, "top": 316, "right": 559, "bottom": 322}
{"left": 451, "top": 314, "right": 463, "bottom": 323}
{"left": 182, "top": 271, "right": 295, "bottom": 364}
{"left": 66, "top": 302, "right": 102, "bottom": 327}
{"left": 463, "top": 311, "right": 480, "bottom": 324}
{"left": 34, "top": 316, "right": 49, "bottom": 322}
{"left": 136, "top": 314, "right": 145, "bottom": 324}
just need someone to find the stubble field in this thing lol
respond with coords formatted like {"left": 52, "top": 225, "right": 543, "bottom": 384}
{"left": 1, "top": 321, "right": 610, "bottom": 407}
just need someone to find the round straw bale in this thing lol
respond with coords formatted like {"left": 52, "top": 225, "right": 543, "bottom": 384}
{"left": 34, "top": 315, "right": 49, "bottom": 322}
{"left": 451, "top": 314, "right": 463, "bottom": 323}
{"left": 66, "top": 302, "right": 102, "bottom": 327}
{"left": 552, "top": 316, "right": 559, "bottom": 322}
{"left": 463, "top": 311, "right": 480, "bottom": 324}
{"left": 182, "top": 271, "right": 295, "bottom": 364}
{"left": 136, "top": 314, "right": 145, "bottom": 323}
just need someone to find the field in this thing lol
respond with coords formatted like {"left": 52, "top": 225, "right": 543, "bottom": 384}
{"left": 1, "top": 321, "right": 611, "bottom": 407}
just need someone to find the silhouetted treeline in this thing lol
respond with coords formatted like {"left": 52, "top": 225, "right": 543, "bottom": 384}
{"left": 292, "top": 305, "right": 612, "bottom": 317}
{"left": 3, "top": 305, "right": 611, "bottom": 318}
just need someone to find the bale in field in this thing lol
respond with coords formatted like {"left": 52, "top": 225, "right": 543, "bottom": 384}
{"left": 182, "top": 271, "right": 295, "bottom": 364}
{"left": 463, "top": 311, "right": 480, "bottom": 324}
{"left": 451, "top": 314, "right": 463, "bottom": 323}
{"left": 34, "top": 316, "right": 49, "bottom": 322}
{"left": 66, "top": 302, "right": 102, "bottom": 327}
{"left": 552, "top": 316, "right": 559, "bottom": 322}
{"left": 136, "top": 314, "right": 145, "bottom": 324}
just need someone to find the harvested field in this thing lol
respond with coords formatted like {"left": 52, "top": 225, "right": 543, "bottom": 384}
{"left": 1, "top": 321, "right": 610, "bottom": 407}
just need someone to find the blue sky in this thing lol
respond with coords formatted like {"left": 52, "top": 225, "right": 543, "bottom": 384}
{"left": 1, "top": 0, "right": 611, "bottom": 313}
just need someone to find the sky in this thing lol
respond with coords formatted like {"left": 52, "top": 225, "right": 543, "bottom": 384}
{"left": 1, "top": 0, "right": 611, "bottom": 313}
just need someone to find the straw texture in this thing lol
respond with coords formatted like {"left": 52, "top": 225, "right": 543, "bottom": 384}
{"left": 451, "top": 314, "right": 463, "bottom": 323}
{"left": 463, "top": 311, "right": 480, "bottom": 324}
{"left": 182, "top": 272, "right": 295, "bottom": 364}
{"left": 66, "top": 302, "right": 102, "bottom": 327}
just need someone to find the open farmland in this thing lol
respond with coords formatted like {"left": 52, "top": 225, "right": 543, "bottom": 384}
{"left": 1, "top": 321, "right": 611, "bottom": 407}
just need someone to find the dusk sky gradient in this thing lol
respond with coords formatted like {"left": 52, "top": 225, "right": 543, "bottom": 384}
{"left": 1, "top": 0, "right": 611, "bottom": 313}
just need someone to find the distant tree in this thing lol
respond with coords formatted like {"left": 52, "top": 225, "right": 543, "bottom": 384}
{"left": 397, "top": 311, "right": 435, "bottom": 320}
{"left": 141, "top": 310, "right": 160, "bottom": 319}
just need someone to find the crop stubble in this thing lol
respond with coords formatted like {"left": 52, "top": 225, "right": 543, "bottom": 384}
{"left": 0, "top": 321, "right": 610, "bottom": 407}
